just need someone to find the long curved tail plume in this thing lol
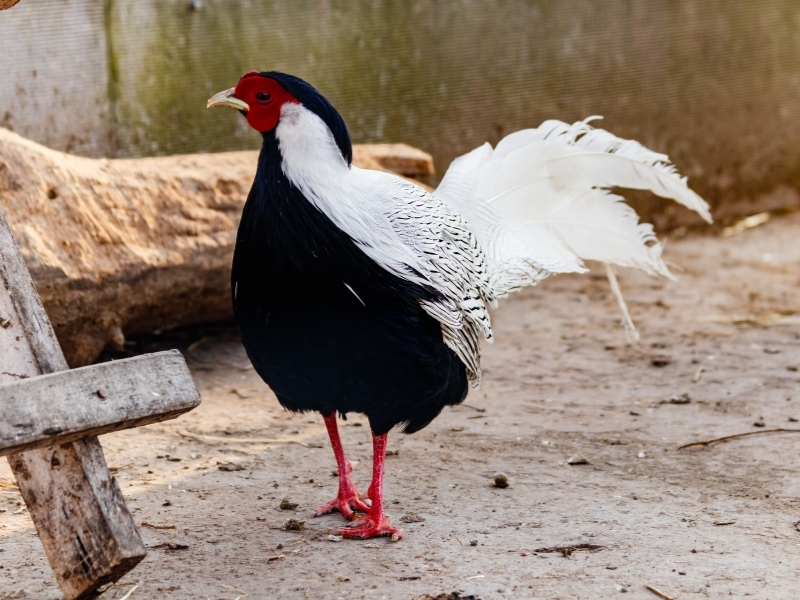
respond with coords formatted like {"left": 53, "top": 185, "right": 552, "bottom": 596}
{"left": 435, "top": 117, "right": 711, "bottom": 336}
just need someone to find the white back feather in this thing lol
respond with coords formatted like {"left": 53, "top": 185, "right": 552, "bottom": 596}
{"left": 435, "top": 117, "right": 711, "bottom": 298}
{"left": 277, "top": 106, "right": 710, "bottom": 384}
{"left": 277, "top": 104, "right": 494, "bottom": 382}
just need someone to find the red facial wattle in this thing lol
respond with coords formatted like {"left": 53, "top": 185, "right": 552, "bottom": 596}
{"left": 233, "top": 73, "right": 299, "bottom": 133}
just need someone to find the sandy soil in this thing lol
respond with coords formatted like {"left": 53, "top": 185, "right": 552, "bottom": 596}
{"left": 2, "top": 212, "right": 800, "bottom": 600}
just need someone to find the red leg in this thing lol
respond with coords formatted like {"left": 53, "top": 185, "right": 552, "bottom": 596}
{"left": 340, "top": 431, "right": 403, "bottom": 541}
{"left": 314, "top": 413, "right": 370, "bottom": 520}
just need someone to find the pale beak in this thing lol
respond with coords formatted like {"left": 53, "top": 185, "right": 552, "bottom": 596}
{"left": 207, "top": 87, "right": 249, "bottom": 111}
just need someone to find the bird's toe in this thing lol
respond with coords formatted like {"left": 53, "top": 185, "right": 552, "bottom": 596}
{"left": 314, "top": 492, "right": 369, "bottom": 520}
{"left": 339, "top": 515, "right": 402, "bottom": 540}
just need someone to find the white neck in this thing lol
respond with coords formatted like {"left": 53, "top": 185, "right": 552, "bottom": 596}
{"left": 276, "top": 103, "right": 350, "bottom": 194}
{"left": 273, "top": 102, "right": 428, "bottom": 286}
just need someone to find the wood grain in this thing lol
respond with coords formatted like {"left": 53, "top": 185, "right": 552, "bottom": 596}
{"left": 0, "top": 350, "right": 200, "bottom": 456}
{"left": 0, "top": 207, "right": 146, "bottom": 599}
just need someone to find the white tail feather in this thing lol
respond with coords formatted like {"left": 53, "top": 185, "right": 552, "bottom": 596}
{"left": 435, "top": 116, "right": 711, "bottom": 335}
{"left": 604, "top": 263, "right": 640, "bottom": 343}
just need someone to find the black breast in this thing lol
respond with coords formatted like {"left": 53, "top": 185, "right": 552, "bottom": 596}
{"left": 231, "top": 132, "right": 468, "bottom": 434}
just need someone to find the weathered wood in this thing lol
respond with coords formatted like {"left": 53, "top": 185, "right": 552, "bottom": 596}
{"left": 8, "top": 443, "right": 146, "bottom": 597}
{"left": 0, "top": 128, "right": 435, "bottom": 367}
{"left": 0, "top": 201, "right": 68, "bottom": 377}
{"left": 353, "top": 143, "right": 436, "bottom": 177}
{"left": 0, "top": 206, "right": 146, "bottom": 599}
{"left": 0, "top": 350, "right": 199, "bottom": 456}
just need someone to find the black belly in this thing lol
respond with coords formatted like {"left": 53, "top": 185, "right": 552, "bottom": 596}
{"left": 235, "top": 286, "right": 468, "bottom": 435}
{"left": 231, "top": 155, "right": 468, "bottom": 435}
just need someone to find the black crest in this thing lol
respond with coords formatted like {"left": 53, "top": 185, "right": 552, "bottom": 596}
{"left": 258, "top": 71, "right": 352, "bottom": 166}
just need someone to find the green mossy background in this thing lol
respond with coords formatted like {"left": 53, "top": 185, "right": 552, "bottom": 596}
{"left": 3, "top": 0, "right": 800, "bottom": 223}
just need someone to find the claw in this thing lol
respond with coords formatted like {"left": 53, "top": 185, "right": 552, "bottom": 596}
{"left": 314, "top": 489, "right": 370, "bottom": 520}
{"left": 339, "top": 513, "right": 403, "bottom": 541}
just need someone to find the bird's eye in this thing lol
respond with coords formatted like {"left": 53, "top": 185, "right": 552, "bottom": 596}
{"left": 255, "top": 92, "right": 271, "bottom": 102}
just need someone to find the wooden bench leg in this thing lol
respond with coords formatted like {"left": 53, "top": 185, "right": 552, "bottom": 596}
{"left": 9, "top": 438, "right": 146, "bottom": 599}
{"left": 2, "top": 207, "right": 147, "bottom": 599}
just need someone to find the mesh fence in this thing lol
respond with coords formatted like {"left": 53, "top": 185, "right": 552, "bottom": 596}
{"left": 2, "top": 0, "right": 800, "bottom": 219}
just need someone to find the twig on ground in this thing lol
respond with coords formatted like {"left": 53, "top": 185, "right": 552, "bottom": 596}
{"left": 220, "top": 584, "right": 249, "bottom": 596}
{"left": 140, "top": 522, "right": 176, "bottom": 530}
{"left": 284, "top": 538, "right": 308, "bottom": 547}
{"left": 645, "top": 584, "right": 674, "bottom": 600}
{"left": 186, "top": 336, "right": 211, "bottom": 352}
{"left": 695, "top": 312, "right": 800, "bottom": 326}
{"left": 148, "top": 542, "right": 188, "bottom": 550}
{"left": 461, "top": 404, "right": 486, "bottom": 412}
{"left": 678, "top": 429, "right": 800, "bottom": 450}
{"left": 177, "top": 429, "right": 309, "bottom": 448}
{"left": 534, "top": 543, "right": 604, "bottom": 556}
{"left": 693, "top": 366, "right": 705, "bottom": 382}
{"left": 722, "top": 212, "right": 770, "bottom": 237}
{"left": 452, "top": 534, "right": 463, "bottom": 546}
{"left": 117, "top": 584, "right": 139, "bottom": 600}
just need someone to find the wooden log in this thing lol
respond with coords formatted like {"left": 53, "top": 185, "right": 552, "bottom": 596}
{"left": 0, "top": 350, "right": 199, "bottom": 456}
{"left": 0, "top": 128, "right": 434, "bottom": 367}
{"left": 0, "top": 206, "right": 146, "bottom": 600}
{"left": 353, "top": 143, "right": 435, "bottom": 177}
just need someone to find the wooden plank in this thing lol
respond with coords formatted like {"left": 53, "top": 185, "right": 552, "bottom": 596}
{"left": 0, "top": 207, "right": 147, "bottom": 599}
{"left": 0, "top": 350, "right": 200, "bottom": 456}
{"left": 0, "top": 220, "right": 67, "bottom": 379}
{"left": 9, "top": 443, "right": 147, "bottom": 597}
{"left": 0, "top": 271, "right": 39, "bottom": 384}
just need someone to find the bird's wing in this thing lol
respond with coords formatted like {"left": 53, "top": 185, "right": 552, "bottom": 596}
{"left": 435, "top": 117, "right": 712, "bottom": 298}
{"left": 350, "top": 167, "right": 496, "bottom": 383}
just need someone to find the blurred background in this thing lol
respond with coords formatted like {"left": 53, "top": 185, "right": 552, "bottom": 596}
{"left": 2, "top": 0, "right": 800, "bottom": 226}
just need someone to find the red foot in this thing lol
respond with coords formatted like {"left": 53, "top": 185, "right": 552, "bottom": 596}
{"left": 315, "top": 414, "right": 370, "bottom": 520}
{"left": 314, "top": 485, "right": 370, "bottom": 520}
{"left": 340, "top": 511, "right": 403, "bottom": 541}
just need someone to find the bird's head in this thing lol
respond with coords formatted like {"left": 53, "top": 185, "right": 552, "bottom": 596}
{"left": 207, "top": 70, "right": 298, "bottom": 133}
{"left": 208, "top": 71, "right": 352, "bottom": 165}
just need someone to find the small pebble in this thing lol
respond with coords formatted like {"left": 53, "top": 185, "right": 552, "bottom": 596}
{"left": 493, "top": 473, "right": 509, "bottom": 488}
{"left": 661, "top": 392, "right": 690, "bottom": 405}
{"left": 283, "top": 519, "right": 305, "bottom": 531}
{"left": 400, "top": 513, "right": 425, "bottom": 523}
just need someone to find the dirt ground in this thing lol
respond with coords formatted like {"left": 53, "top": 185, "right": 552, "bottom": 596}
{"left": 2, "top": 212, "right": 800, "bottom": 600}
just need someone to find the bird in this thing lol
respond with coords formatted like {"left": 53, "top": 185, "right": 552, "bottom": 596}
{"left": 207, "top": 71, "right": 711, "bottom": 541}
